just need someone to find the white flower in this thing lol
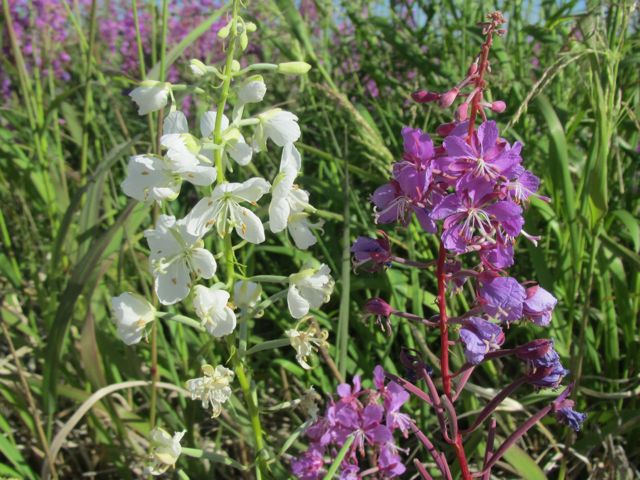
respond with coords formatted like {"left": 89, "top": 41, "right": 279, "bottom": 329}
{"left": 110, "top": 292, "right": 156, "bottom": 345}
{"left": 193, "top": 285, "right": 236, "bottom": 337}
{"left": 253, "top": 109, "right": 301, "bottom": 151}
{"left": 185, "top": 177, "right": 270, "bottom": 243}
{"left": 237, "top": 75, "right": 266, "bottom": 104}
{"left": 121, "top": 155, "right": 181, "bottom": 202}
{"left": 288, "top": 212, "right": 324, "bottom": 250}
{"left": 129, "top": 81, "right": 171, "bottom": 115}
{"left": 160, "top": 133, "right": 217, "bottom": 186}
{"left": 285, "top": 320, "right": 328, "bottom": 369}
{"left": 287, "top": 262, "right": 334, "bottom": 319}
{"left": 233, "top": 280, "right": 262, "bottom": 313}
{"left": 186, "top": 364, "right": 234, "bottom": 417}
{"left": 146, "top": 427, "right": 185, "bottom": 475}
{"left": 163, "top": 110, "right": 189, "bottom": 134}
{"left": 198, "top": 110, "right": 254, "bottom": 167}
{"left": 144, "top": 215, "right": 216, "bottom": 305}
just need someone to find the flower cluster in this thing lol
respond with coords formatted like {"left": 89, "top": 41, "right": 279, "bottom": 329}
{"left": 291, "top": 366, "right": 410, "bottom": 479}
{"left": 350, "top": 11, "right": 585, "bottom": 478}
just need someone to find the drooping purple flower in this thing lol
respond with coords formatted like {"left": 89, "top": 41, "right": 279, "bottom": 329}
{"left": 525, "top": 341, "right": 568, "bottom": 388}
{"left": 478, "top": 274, "right": 526, "bottom": 323}
{"left": 351, "top": 232, "right": 392, "bottom": 272}
{"left": 514, "top": 338, "right": 553, "bottom": 360}
{"left": 552, "top": 384, "right": 587, "bottom": 431}
{"left": 523, "top": 285, "right": 557, "bottom": 326}
{"left": 459, "top": 317, "right": 505, "bottom": 364}
{"left": 431, "top": 181, "right": 523, "bottom": 253}
{"left": 362, "top": 298, "right": 395, "bottom": 335}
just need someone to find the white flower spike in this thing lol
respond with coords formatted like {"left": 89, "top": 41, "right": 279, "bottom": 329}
{"left": 287, "top": 261, "right": 334, "bottom": 319}
{"left": 144, "top": 215, "right": 216, "bottom": 305}
{"left": 186, "top": 364, "right": 235, "bottom": 417}
{"left": 193, "top": 285, "right": 237, "bottom": 337}
{"left": 146, "top": 427, "right": 185, "bottom": 476}
{"left": 130, "top": 80, "right": 171, "bottom": 116}
{"left": 186, "top": 177, "right": 271, "bottom": 242}
{"left": 110, "top": 292, "right": 156, "bottom": 345}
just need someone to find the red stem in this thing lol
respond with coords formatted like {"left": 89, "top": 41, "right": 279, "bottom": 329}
{"left": 436, "top": 243, "right": 472, "bottom": 479}
{"left": 467, "top": 25, "right": 498, "bottom": 139}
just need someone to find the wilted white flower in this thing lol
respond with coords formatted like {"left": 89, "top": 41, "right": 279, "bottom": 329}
{"left": 146, "top": 427, "right": 185, "bottom": 475}
{"left": 129, "top": 80, "right": 171, "bottom": 115}
{"left": 110, "top": 292, "right": 156, "bottom": 345}
{"left": 253, "top": 109, "right": 301, "bottom": 151}
{"left": 193, "top": 285, "right": 236, "bottom": 337}
{"left": 144, "top": 215, "right": 216, "bottom": 305}
{"left": 285, "top": 319, "right": 328, "bottom": 369}
{"left": 287, "top": 261, "right": 334, "bottom": 319}
{"left": 233, "top": 280, "right": 262, "bottom": 313}
{"left": 186, "top": 177, "right": 270, "bottom": 243}
{"left": 299, "top": 386, "right": 320, "bottom": 419}
{"left": 237, "top": 75, "right": 266, "bottom": 104}
{"left": 186, "top": 364, "right": 235, "bottom": 417}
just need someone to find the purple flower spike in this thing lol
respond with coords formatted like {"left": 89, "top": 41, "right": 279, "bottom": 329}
{"left": 523, "top": 285, "right": 557, "bottom": 326}
{"left": 351, "top": 231, "right": 392, "bottom": 272}
{"left": 478, "top": 274, "right": 526, "bottom": 323}
{"left": 459, "top": 317, "right": 505, "bottom": 365}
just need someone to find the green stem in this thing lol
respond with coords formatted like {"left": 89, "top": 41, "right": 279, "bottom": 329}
{"left": 157, "top": 313, "right": 205, "bottom": 332}
{"left": 244, "top": 338, "right": 291, "bottom": 357}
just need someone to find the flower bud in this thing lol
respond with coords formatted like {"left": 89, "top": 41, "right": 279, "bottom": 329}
{"left": 411, "top": 90, "right": 440, "bottom": 103}
{"left": 189, "top": 59, "right": 207, "bottom": 77}
{"left": 245, "top": 22, "right": 257, "bottom": 32}
{"left": 491, "top": 100, "right": 506, "bottom": 113}
{"left": 455, "top": 102, "right": 469, "bottom": 121}
{"left": 439, "top": 87, "right": 459, "bottom": 108}
{"left": 436, "top": 121, "right": 456, "bottom": 137}
{"left": 231, "top": 60, "right": 241, "bottom": 73}
{"left": 218, "top": 21, "right": 231, "bottom": 39}
{"left": 277, "top": 61, "right": 312, "bottom": 75}
{"left": 467, "top": 62, "right": 479, "bottom": 76}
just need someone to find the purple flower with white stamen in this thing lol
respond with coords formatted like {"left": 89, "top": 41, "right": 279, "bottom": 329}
{"left": 351, "top": 232, "right": 392, "bottom": 272}
{"left": 478, "top": 274, "right": 526, "bottom": 323}
{"left": 459, "top": 317, "right": 505, "bottom": 365}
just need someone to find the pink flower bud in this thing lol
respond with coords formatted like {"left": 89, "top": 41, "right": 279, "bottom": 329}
{"left": 455, "top": 103, "right": 469, "bottom": 121}
{"left": 411, "top": 90, "right": 440, "bottom": 104}
{"left": 491, "top": 100, "right": 506, "bottom": 113}
{"left": 364, "top": 297, "right": 395, "bottom": 318}
{"left": 467, "top": 63, "right": 478, "bottom": 76}
{"left": 439, "top": 87, "right": 459, "bottom": 108}
{"left": 436, "top": 122, "right": 456, "bottom": 137}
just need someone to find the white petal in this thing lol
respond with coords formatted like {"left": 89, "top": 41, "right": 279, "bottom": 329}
{"left": 280, "top": 143, "right": 302, "bottom": 171}
{"left": 268, "top": 196, "right": 290, "bottom": 233}
{"left": 185, "top": 196, "right": 218, "bottom": 237}
{"left": 287, "top": 285, "right": 310, "bottom": 319}
{"left": 129, "top": 83, "right": 169, "bottom": 115}
{"left": 121, "top": 155, "right": 180, "bottom": 202}
{"left": 238, "top": 78, "right": 266, "bottom": 104}
{"left": 227, "top": 137, "right": 253, "bottom": 166}
{"left": 145, "top": 215, "right": 182, "bottom": 260}
{"left": 231, "top": 205, "right": 265, "bottom": 244}
{"left": 155, "top": 260, "right": 191, "bottom": 305}
{"left": 298, "top": 285, "right": 326, "bottom": 309}
{"left": 288, "top": 214, "right": 321, "bottom": 250}
{"left": 263, "top": 110, "right": 301, "bottom": 146}
{"left": 179, "top": 165, "right": 217, "bottom": 186}
{"left": 161, "top": 134, "right": 200, "bottom": 171}
{"left": 111, "top": 292, "right": 155, "bottom": 328}
{"left": 288, "top": 188, "right": 311, "bottom": 213}
{"left": 190, "top": 248, "right": 217, "bottom": 279}
{"left": 163, "top": 111, "right": 189, "bottom": 134}
{"left": 201, "top": 111, "right": 229, "bottom": 138}
{"left": 210, "top": 307, "right": 236, "bottom": 337}
{"left": 233, "top": 177, "right": 271, "bottom": 203}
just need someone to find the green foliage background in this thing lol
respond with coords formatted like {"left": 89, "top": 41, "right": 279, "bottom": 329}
{"left": 0, "top": 0, "right": 638, "bottom": 478}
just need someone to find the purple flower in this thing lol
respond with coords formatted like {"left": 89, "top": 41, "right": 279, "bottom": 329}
{"left": 291, "top": 447, "right": 325, "bottom": 480}
{"left": 431, "top": 181, "right": 523, "bottom": 253}
{"left": 459, "top": 317, "right": 505, "bottom": 365}
{"left": 523, "top": 285, "right": 557, "bottom": 326}
{"left": 439, "top": 121, "right": 521, "bottom": 188}
{"left": 384, "top": 382, "right": 412, "bottom": 435}
{"left": 362, "top": 298, "right": 395, "bottom": 335}
{"left": 526, "top": 342, "right": 568, "bottom": 388}
{"left": 503, "top": 166, "right": 546, "bottom": 203}
{"left": 351, "top": 232, "right": 392, "bottom": 272}
{"left": 378, "top": 445, "right": 406, "bottom": 477}
{"left": 478, "top": 275, "right": 526, "bottom": 323}
{"left": 514, "top": 338, "right": 553, "bottom": 360}
{"left": 552, "top": 384, "right": 587, "bottom": 431}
